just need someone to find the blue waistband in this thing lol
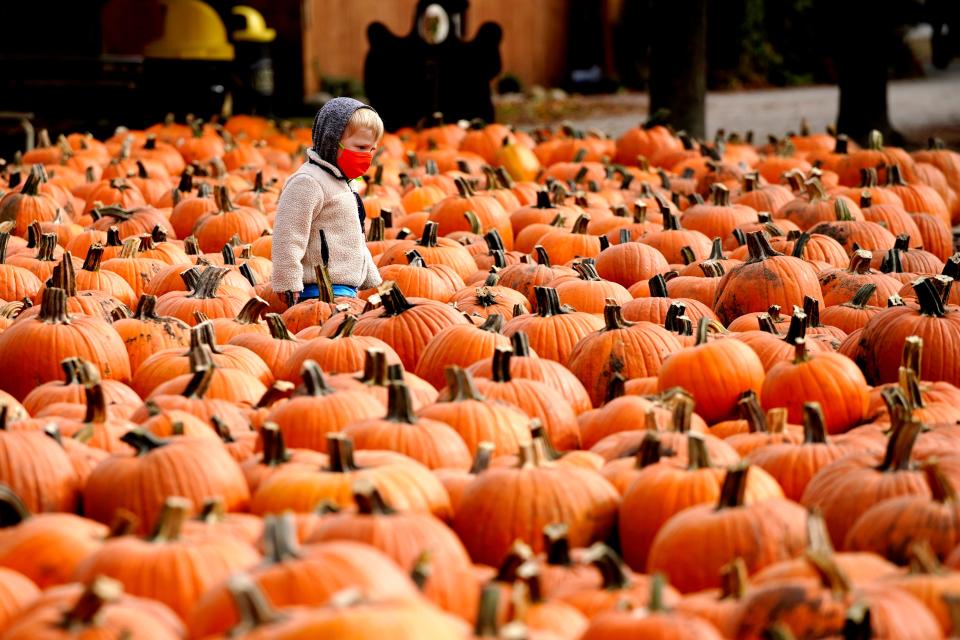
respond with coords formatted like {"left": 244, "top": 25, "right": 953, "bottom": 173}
{"left": 301, "top": 283, "right": 357, "bottom": 299}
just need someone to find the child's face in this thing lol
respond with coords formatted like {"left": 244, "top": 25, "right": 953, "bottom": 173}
{"left": 339, "top": 128, "right": 379, "bottom": 158}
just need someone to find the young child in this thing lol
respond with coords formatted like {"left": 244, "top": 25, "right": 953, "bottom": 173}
{"left": 272, "top": 97, "right": 383, "bottom": 304}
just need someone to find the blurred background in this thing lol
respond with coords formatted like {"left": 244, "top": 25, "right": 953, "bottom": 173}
{"left": 0, "top": 0, "right": 958, "bottom": 157}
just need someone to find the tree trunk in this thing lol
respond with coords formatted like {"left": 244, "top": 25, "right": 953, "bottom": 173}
{"left": 834, "top": 0, "right": 897, "bottom": 144}
{"left": 649, "top": 0, "right": 707, "bottom": 138}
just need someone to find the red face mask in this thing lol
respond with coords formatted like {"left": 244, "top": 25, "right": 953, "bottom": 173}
{"left": 337, "top": 143, "right": 374, "bottom": 180}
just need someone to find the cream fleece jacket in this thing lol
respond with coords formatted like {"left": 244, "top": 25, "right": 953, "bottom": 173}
{"left": 271, "top": 149, "right": 382, "bottom": 292}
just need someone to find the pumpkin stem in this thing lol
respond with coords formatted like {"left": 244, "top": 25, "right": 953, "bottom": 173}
{"left": 686, "top": 432, "right": 712, "bottom": 470}
{"left": 149, "top": 497, "right": 190, "bottom": 542}
{"left": 81, "top": 243, "right": 105, "bottom": 272}
{"left": 384, "top": 381, "right": 417, "bottom": 424}
{"left": 782, "top": 310, "right": 808, "bottom": 345}
{"left": 326, "top": 434, "right": 359, "bottom": 473}
{"left": 736, "top": 391, "right": 767, "bottom": 433}
{"left": 509, "top": 332, "right": 533, "bottom": 357}
{"left": 120, "top": 429, "right": 168, "bottom": 456}
{"left": 443, "top": 366, "right": 485, "bottom": 402}
{"left": 417, "top": 221, "right": 440, "bottom": 248}
{"left": 805, "top": 549, "right": 852, "bottom": 598}
{"left": 792, "top": 337, "right": 810, "bottom": 364}
{"left": 225, "top": 574, "right": 287, "bottom": 634}
{"left": 924, "top": 460, "right": 958, "bottom": 504}
{"left": 258, "top": 423, "right": 290, "bottom": 467}
{"left": 469, "top": 442, "right": 495, "bottom": 474}
{"left": 716, "top": 463, "right": 751, "bottom": 509}
{"left": 530, "top": 420, "right": 564, "bottom": 460}
{"left": 663, "top": 302, "right": 687, "bottom": 333}
{"left": 60, "top": 577, "right": 123, "bottom": 631}
{"left": 298, "top": 360, "right": 335, "bottom": 397}
{"left": 491, "top": 346, "right": 513, "bottom": 383}
{"left": 848, "top": 284, "right": 877, "bottom": 308}
{"left": 913, "top": 277, "right": 946, "bottom": 317}
{"left": 791, "top": 232, "right": 811, "bottom": 259}
{"left": 366, "top": 216, "right": 385, "bottom": 242}
{"left": 584, "top": 543, "right": 631, "bottom": 590}
{"left": 182, "top": 364, "right": 216, "bottom": 400}
{"left": 38, "top": 287, "right": 71, "bottom": 324}
{"left": 877, "top": 413, "right": 922, "bottom": 472}
{"left": 631, "top": 430, "right": 662, "bottom": 469}
{"left": 601, "top": 300, "right": 632, "bottom": 331}
{"left": 846, "top": 250, "right": 874, "bottom": 275}
{"left": 694, "top": 315, "right": 714, "bottom": 346}
{"left": 189, "top": 266, "right": 229, "bottom": 300}
{"left": 533, "top": 245, "right": 552, "bottom": 267}
{"left": 357, "top": 348, "right": 389, "bottom": 386}
{"left": 474, "top": 583, "right": 502, "bottom": 637}
{"left": 720, "top": 558, "right": 749, "bottom": 600}
{"left": 410, "top": 550, "right": 432, "bottom": 591}
{"left": 842, "top": 601, "right": 872, "bottom": 640}
{"left": 907, "top": 539, "right": 943, "bottom": 576}
{"left": 885, "top": 163, "right": 908, "bottom": 187}
{"left": 898, "top": 366, "right": 924, "bottom": 410}
{"left": 261, "top": 513, "right": 302, "bottom": 563}
{"left": 745, "top": 230, "right": 783, "bottom": 262}
{"left": 0, "top": 485, "right": 30, "bottom": 527}
{"left": 349, "top": 478, "right": 395, "bottom": 516}
{"left": 234, "top": 296, "right": 269, "bottom": 325}
{"left": 670, "top": 392, "right": 694, "bottom": 432}
{"left": 378, "top": 282, "right": 415, "bottom": 316}
{"left": 648, "top": 572, "right": 669, "bottom": 613}
{"left": 802, "top": 403, "right": 829, "bottom": 444}
{"left": 80, "top": 383, "right": 108, "bottom": 426}
{"left": 265, "top": 313, "right": 296, "bottom": 340}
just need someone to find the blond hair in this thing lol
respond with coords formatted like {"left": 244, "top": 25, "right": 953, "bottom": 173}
{"left": 344, "top": 107, "right": 384, "bottom": 142}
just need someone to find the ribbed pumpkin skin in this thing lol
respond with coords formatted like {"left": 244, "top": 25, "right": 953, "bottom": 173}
{"left": 83, "top": 437, "right": 251, "bottom": 534}
{"left": 761, "top": 350, "right": 869, "bottom": 434}
{"left": 647, "top": 493, "right": 807, "bottom": 593}
{"left": 619, "top": 461, "right": 783, "bottom": 573}
{"left": 307, "top": 502, "right": 476, "bottom": 620}
{"left": 801, "top": 454, "right": 932, "bottom": 550}
{"left": 471, "top": 373, "right": 581, "bottom": 451}
{"left": 580, "top": 608, "right": 725, "bottom": 640}
{"left": 353, "top": 292, "right": 471, "bottom": 371}
{"left": 568, "top": 310, "right": 683, "bottom": 408}
{"left": 72, "top": 528, "right": 261, "bottom": 621}
{"left": 0, "top": 430, "right": 79, "bottom": 514}
{"left": 268, "top": 392, "right": 385, "bottom": 452}
{"left": 185, "top": 540, "right": 421, "bottom": 638}
{"left": 713, "top": 233, "right": 824, "bottom": 327}
{"left": 0, "top": 514, "right": 108, "bottom": 588}
{"left": 414, "top": 321, "right": 511, "bottom": 390}
{"left": 0, "top": 567, "right": 39, "bottom": 632}
{"left": 0, "top": 300, "right": 131, "bottom": 401}
{"left": 657, "top": 337, "right": 766, "bottom": 425}
{"left": 594, "top": 242, "right": 670, "bottom": 288}
{"left": 453, "top": 459, "right": 619, "bottom": 566}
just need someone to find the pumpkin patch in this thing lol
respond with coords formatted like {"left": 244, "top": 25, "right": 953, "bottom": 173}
{"left": 0, "top": 114, "right": 958, "bottom": 639}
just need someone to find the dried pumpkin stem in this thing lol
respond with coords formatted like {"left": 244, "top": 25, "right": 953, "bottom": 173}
{"left": 60, "top": 577, "right": 122, "bottom": 630}
{"left": 717, "top": 464, "right": 751, "bottom": 509}
{"left": 802, "top": 403, "right": 829, "bottom": 444}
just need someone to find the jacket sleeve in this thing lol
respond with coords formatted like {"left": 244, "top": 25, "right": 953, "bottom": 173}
{"left": 360, "top": 244, "right": 383, "bottom": 290}
{"left": 271, "top": 175, "right": 323, "bottom": 293}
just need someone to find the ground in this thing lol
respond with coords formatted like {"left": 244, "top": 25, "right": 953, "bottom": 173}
{"left": 496, "top": 64, "right": 960, "bottom": 146}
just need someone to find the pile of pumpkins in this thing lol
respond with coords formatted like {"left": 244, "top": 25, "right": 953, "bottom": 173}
{"left": 0, "top": 113, "right": 958, "bottom": 638}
